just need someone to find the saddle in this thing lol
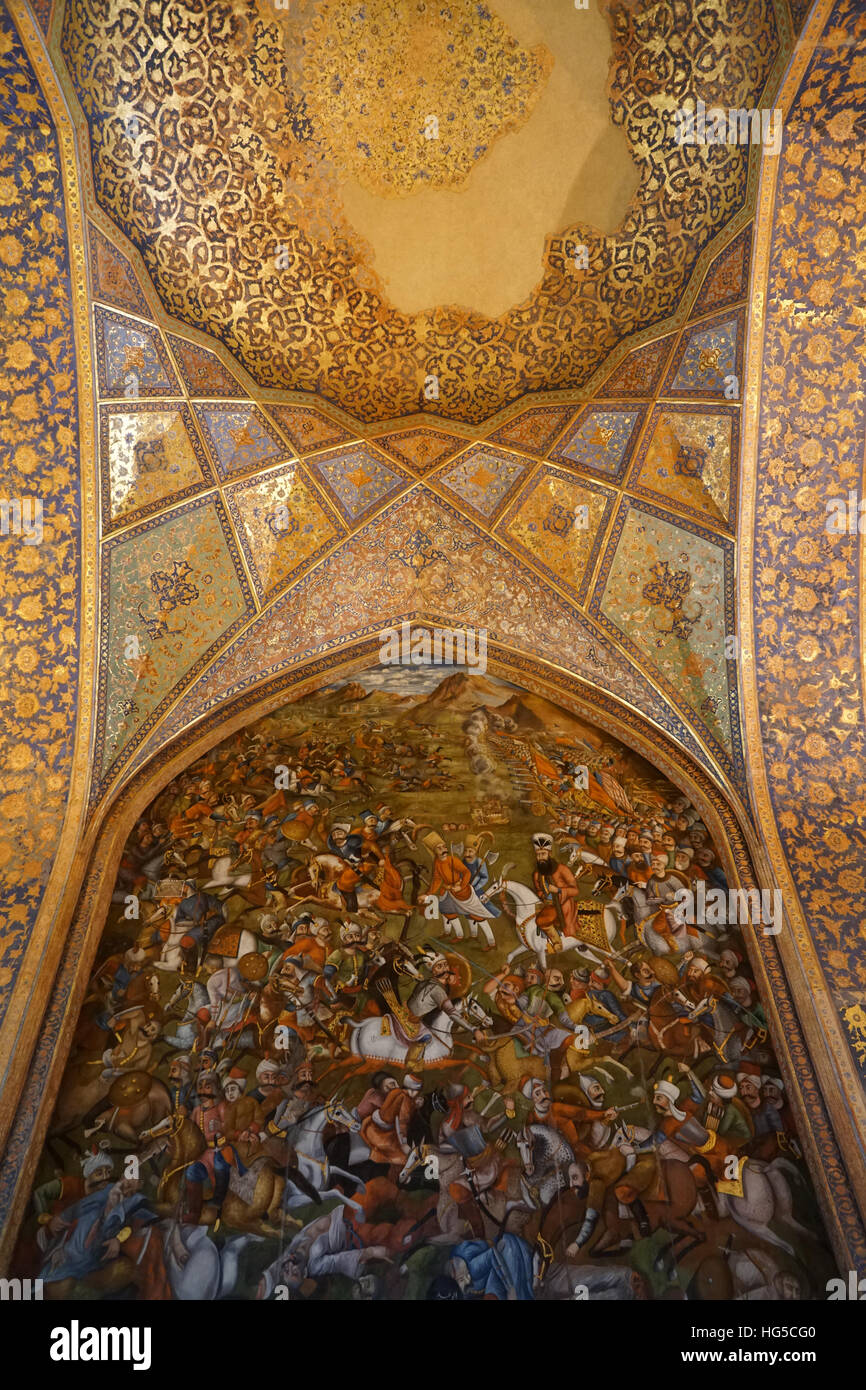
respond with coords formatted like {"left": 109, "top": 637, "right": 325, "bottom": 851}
{"left": 385, "top": 1011, "right": 426, "bottom": 1046}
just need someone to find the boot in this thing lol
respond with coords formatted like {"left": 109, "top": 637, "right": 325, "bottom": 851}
{"left": 183, "top": 1181, "right": 203, "bottom": 1225}
{"left": 631, "top": 1198, "right": 651, "bottom": 1238}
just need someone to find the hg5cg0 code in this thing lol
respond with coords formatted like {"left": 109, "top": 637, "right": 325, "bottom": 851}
{"left": 692, "top": 1327, "right": 815, "bottom": 1340}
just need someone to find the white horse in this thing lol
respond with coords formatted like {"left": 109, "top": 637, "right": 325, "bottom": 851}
{"left": 512, "top": 1123, "right": 578, "bottom": 1212}
{"left": 718, "top": 1157, "right": 818, "bottom": 1257}
{"left": 588, "top": 875, "right": 717, "bottom": 959}
{"left": 163, "top": 1222, "right": 263, "bottom": 1300}
{"left": 488, "top": 878, "right": 618, "bottom": 969}
{"left": 203, "top": 854, "right": 253, "bottom": 893}
{"left": 346, "top": 995, "right": 492, "bottom": 1065}
{"left": 281, "top": 1100, "right": 368, "bottom": 1210}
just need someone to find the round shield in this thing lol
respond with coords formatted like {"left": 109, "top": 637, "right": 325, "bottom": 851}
{"left": 208, "top": 924, "right": 243, "bottom": 957}
{"left": 444, "top": 952, "right": 473, "bottom": 999}
{"left": 238, "top": 951, "right": 268, "bottom": 982}
{"left": 650, "top": 956, "right": 680, "bottom": 986}
{"left": 107, "top": 1070, "right": 152, "bottom": 1107}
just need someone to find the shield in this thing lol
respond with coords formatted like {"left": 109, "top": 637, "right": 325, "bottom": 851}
{"left": 107, "top": 1070, "right": 152, "bottom": 1107}
{"left": 208, "top": 924, "right": 243, "bottom": 957}
{"left": 445, "top": 952, "right": 472, "bottom": 1000}
{"left": 651, "top": 956, "right": 680, "bottom": 986}
{"left": 238, "top": 951, "right": 268, "bottom": 983}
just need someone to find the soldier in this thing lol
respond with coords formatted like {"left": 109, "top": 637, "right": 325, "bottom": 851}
{"left": 530, "top": 832, "right": 584, "bottom": 954}
{"left": 419, "top": 831, "right": 497, "bottom": 943}
{"left": 322, "top": 921, "right": 379, "bottom": 1017}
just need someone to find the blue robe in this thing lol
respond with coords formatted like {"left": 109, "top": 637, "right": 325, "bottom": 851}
{"left": 41, "top": 1187, "right": 158, "bottom": 1284}
{"left": 452, "top": 1234, "right": 535, "bottom": 1300}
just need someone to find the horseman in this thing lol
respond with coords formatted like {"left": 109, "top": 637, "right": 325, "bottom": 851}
{"left": 395, "top": 953, "right": 471, "bottom": 1064}
{"left": 360, "top": 1073, "right": 424, "bottom": 1166}
{"left": 183, "top": 1072, "right": 248, "bottom": 1227}
{"left": 326, "top": 822, "right": 376, "bottom": 913}
{"left": 649, "top": 1072, "right": 741, "bottom": 1185}
{"left": 322, "top": 921, "right": 380, "bottom": 1018}
{"left": 530, "top": 833, "right": 583, "bottom": 954}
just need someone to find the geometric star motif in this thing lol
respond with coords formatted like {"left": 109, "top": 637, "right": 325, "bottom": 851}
{"left": 304, "top": 445, "right": 409, "bottom": 525}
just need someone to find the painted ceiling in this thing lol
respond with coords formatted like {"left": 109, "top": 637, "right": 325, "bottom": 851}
{"left": 0, "top": 0, "right": 807, "bottom": 1126}
{"left": 18, "top": 0, "right": 793, "bottom": 826}
{"left": 62, "top": 0, "right": 779, "bottom": 423}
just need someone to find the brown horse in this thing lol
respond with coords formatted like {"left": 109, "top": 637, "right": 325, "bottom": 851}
{"left": 52, "top": 1067, "right": 172, "bottom": 1146}
{"left": 477, "top": 1033, "right": 547, "bottom": 1093}
{"left": 139, "top": 1114, "right": 286, "bottom": 1234}
{"left": 647, "top": 988, "right": 707, "bottom": 1058}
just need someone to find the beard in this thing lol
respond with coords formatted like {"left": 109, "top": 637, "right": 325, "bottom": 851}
{"left": 535, "top": 855, "right": 557, "bottom": 876}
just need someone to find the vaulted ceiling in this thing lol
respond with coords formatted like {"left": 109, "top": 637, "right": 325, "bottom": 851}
{"left": 65, "top": 0, "right": 778, "bottom": 421}
{"left": 50, "top": 0, "right": 790, "bottom": 823}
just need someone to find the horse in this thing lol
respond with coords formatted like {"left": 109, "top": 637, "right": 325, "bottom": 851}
{"left": 305, "top": 853, "right": 417, "bottom": 920}
{"left": 513, "top": 1123, "right": 577, "bottom": 1212}
{"left": 397, "top": 1140, "right": 522, "bottom": 1242}
{"left": 138, "top": 1113, "right": 286, "bottom": 1233}
{"left": 477, "top": 1033, "right": 548, "bottom": 1093}
{"left": 163, "top": 1223, "right": 264, "bottom": 1300}
{"left": 280, "top": 1100, "right": 373, "bottom": 1208}
{"left": 345, "top": 994, "right": 493, "bottom": 1065}
{"left": 52, "top": 1067, "right": 172, "bottom": 1146}
{"left": 488, "top": 878, "right": 619, "bottom": 969}
{"left": 716, "top": 1157, "right": 819, "bottom": 1256}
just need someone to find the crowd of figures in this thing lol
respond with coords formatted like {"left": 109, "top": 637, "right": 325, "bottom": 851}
{"left": 14, "top": 677, "right": 832, "bottom": 1300}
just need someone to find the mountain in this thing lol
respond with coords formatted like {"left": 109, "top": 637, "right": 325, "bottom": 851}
{"left": 492, "top": 694, "right": 544, "bottom": 731}
{"left": 409, "top": 671, "right": 508, "bottom": 722}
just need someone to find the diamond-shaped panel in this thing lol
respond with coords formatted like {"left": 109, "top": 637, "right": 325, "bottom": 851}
{"left": 662, "top": 311, "right": 743, "bottom": 399}
{"left": 628, "top": 406, "right": 738, "bottom": 528}
{"left": 88, "top": 223, "right": 150, "bottom": 317}
{"left": 305, "top": 444, "right": 410, "bottom": 525}
{"left": 596, "top": 335, "right": 674, "bottom": 398}
{"left": 94, "top": 307, "right": 180, "bottom": 398}
{"left": 595, "top": 501, "right": 734, "bottom": 754}
{"left": 168, "top": 335, "right": 245, "bottom": 398}
{"left": 690, "top": 227, "right": 751, "bottom": 319}
{"left": 549, "top": 405, "right": 645, "bottom": 481}
{"left": 224, "top": 463, "right": 344, "bottom": 603}
{"left": 98, "top": 498, "right": 254, "bottom": 780}
{"left": 487, "top": 405, "right": 573, "bottom": 456}
{"left": 192, "top": 403, "right": 291, "bottom": 482}
{"left": 267, "top": 405, "right": 353, "bottom": 454}
{"left": 431, "top": 444, "right": 531, "bottom": 523}
{"left": 99, "top": 401, "right": 213, "bottom": 531}
{"left": 498, "top": 466, "right": 615, "bottom": 603}
{"left": 374, "top": 427, "right": 466, "bottom": 475}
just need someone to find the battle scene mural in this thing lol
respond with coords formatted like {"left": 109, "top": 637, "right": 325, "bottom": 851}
{"left": 13, "top": 667, "right": 833, "bottom": 1301}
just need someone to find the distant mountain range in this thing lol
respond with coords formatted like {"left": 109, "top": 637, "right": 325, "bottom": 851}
{"left": 298, "top": 672, "right": 602, "bottom": 746}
